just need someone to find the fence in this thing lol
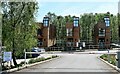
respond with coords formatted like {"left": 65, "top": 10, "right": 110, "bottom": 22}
{"left": 46, "top": 47, "right": 64, "bottom": 51}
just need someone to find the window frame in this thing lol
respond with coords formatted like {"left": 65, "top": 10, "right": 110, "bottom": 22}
{"left": 104, "top": 17, "right": 110, "bottom": 27}
{"left": 99, "top": 28, "right": 105, "bottom": 36}
{"left": 73, "top": 17, "right": 79, "bottom": 27}
{"left": 67, "top": 28, "right": 73, "bottom": 36}
{"left": 43, "top": 17, "right": 49, "bottom": 27}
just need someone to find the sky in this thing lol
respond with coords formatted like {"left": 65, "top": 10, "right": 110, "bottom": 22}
{"left": 35, "top": 0, "right": 119, "bottom": 22}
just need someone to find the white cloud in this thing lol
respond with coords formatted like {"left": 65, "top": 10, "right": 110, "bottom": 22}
{"left": 59, "top": 7, "right": 90, "bottom": 17}
{"left": 93, "top": 3, "right": 118, "bottom": 15}
{"left": 58, "top": 2, "right": 118, "bottom": 16}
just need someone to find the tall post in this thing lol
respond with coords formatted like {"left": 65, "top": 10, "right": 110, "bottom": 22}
{"left": 0, "top": 35, "right": 1, "bottom": 71}
{"left": 0, "top": 9, "right": 2, "bottom": 74}
{"left": 24, "top": 49, "right": 26, "bottom": 66}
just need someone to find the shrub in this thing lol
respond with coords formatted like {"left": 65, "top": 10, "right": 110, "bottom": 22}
{"left": 100, "top": 54, "right": 116, "bottom": 66}
{"left": 35, "top": 57, "right": 45, "bottom": 62}
{"left": 28, "top": 59, "right": 36, "bottom": 64}
{"left": 45, "top": 57, "right": 51, "bottom": 60}
{"left": 52, "top": 55, "right": 58, "bottom": 58}
{"left": 28, "top": 55, "right": 58, "bottom": 64}
{"left": 20, "top": 61, "right": 25, "bottom": 65}
{"left": 2, "top": 65, "right": 9, "bottom": 70}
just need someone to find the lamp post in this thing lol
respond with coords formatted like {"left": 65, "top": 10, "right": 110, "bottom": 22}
{"left": 0, "top": 8, "right": 2, "bottom": 74}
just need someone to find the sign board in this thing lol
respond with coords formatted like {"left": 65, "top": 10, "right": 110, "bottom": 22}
{"left": 3, "top": 52, "right": 12, "bottom": 62}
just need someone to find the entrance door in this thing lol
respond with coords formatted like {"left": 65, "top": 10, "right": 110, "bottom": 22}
{"left": 98, "top": 38, "right": 105, "bottom": 49}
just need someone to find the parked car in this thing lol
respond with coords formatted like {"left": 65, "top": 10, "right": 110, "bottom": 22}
{"left": 31, "top": 48, "right": 39, "bottom": 58}
{"left": 31, "top": 47, "right": 45, "bottom": 58}
{"left": 37, "top": 48, "right": 45, "bottom": 52}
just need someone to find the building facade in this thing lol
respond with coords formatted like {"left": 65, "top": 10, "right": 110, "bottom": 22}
{"left": 66, "top": 17, "right": 80, "bottom": 49}
{"left": 93, "top": 17, "right": 111, "bottom": 49}
{"left": 37, "top": 17, "right": 56, "bottom": 48}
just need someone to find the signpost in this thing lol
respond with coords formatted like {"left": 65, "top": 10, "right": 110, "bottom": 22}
{"left": 3, "top": 52, "right": 12, "bottom": 62}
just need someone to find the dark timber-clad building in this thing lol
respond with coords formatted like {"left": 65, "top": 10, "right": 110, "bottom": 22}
{"left": 37, "top": 17, "right": 56, "bottom": 48}
{"left": 66, "top": 17, "right": 80, "bottom": 49}
{"left": 93, "top": 17, "right": 111, "bottom": 49}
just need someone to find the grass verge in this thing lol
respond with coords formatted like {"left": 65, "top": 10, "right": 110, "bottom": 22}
{"left": 100, "top": 54, "right": 116, "bottom": 66}
{"left": 2, "top": 55, "right": 58, "bottom": 71}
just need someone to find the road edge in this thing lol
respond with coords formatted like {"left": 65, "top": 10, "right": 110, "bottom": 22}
{"left": 98, "top": 57, "right": 120, "bottom": 72}
{"left": 2, "top": 56, "right": 61, "bottom": 73}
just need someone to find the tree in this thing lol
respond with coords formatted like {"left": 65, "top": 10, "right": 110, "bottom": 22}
{"left": 2, "top": 2, "right": 38, "bottom": 66}
{"left": 80, "top": 13, "right": 96, "bottom": 42}
{"left": 46, "top": 12, "right": 66, "bottom": 46}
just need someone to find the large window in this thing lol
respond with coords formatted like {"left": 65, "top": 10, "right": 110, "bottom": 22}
{"left": 73, "top": 17, "right": 79, "bottom": 27}
{"left": 43, "top": 17, "right": 49, "bottom": 26}
{"left": 99, "top": 28, "right": 105, "bottom": 36}
{"left": 67, "top": 28, "right": 73, "bottom": 36}
{"left": 38, "top": 42, "right": 43, "bottom": 46}
{"left": 104, "top": 17, "right": 110, "bottom": 26}
{"left": 38, "top": 39, "right": 43, "bottom": 46}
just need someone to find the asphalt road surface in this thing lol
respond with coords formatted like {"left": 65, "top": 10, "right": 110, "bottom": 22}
{"left": 9, "top": 52, "right": 120, "bottom": 74}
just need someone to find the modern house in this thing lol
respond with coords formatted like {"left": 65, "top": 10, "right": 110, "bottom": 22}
{"left": 37, "top": 17, "right": 56, "bottom": 48}
{"left": 93, "top": 17, "right": 111, "bottom": 49}
{"left": 66, "top": 17, "right": 80, "bottom": 49}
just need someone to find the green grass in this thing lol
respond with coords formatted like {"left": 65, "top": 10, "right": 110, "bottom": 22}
{"left": 28, "top": 55, "right": 58, "bottom": 64}
{"left": 100, "top": 54, "right": 116, "bottom": 66}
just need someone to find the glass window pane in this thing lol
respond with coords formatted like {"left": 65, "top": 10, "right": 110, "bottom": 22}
{"left": 104, "top": 17, "right": 110, "bottom": 26}
{"left": 74, "top": 21, "right": 76, "bottom": 24}
{"left": 74, "top": 17, "right": 79, "bottom": 20}
{"left": 74, "top": 20, "right": 78, "bottom": 27}
{"left": 76, "top": 21, "right": 78, "bottom": 24}
{"left": 43, "top": 20, "right": 48, "bottom": 26}
{"left": 74, "top": 21, "right": 78, "bottom": 27}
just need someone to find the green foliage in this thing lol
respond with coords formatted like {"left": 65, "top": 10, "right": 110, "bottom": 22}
{"left": 28, "top": 56, "right": 58, "bottom": 64}
{"left": 28, "top": 58, "right": 36, "bottom": 64}
{"left": 46, "top": 12, "right": 66, "bottom": 47}
{"left": 45, "top": 57, "right": 52, "bottom": 60}
{"left": 100, "top": 54, "right": 108, "bottom": 61}
{"left": 100, "top": 54, "right": 116, "bottom": 66}
{"left": 28, "top": 57, "right": 47, "bottom": 64}
{"left": 52, "top": 55, "right": 58, "bottom": 58}
{"left": 20, "top": 61, "right": 26, "bottom": 65}
{"left": 2, "top": 2, "right": 38, "bottom": 66}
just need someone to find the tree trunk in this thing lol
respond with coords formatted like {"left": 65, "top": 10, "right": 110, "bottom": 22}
{"left": 12, "top": 27, "right": 17, "bottom": 67}
{"left": 12, "top": 49, "right": 17, "bottom": 66}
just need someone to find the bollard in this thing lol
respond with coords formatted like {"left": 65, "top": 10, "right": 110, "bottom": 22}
{"left": 117, "top": 51, "right": 120, "bottom": 68}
